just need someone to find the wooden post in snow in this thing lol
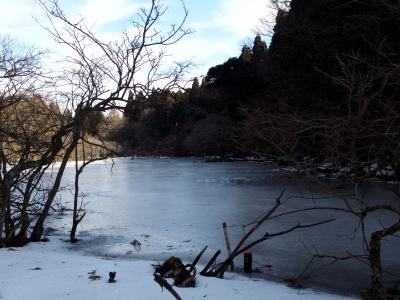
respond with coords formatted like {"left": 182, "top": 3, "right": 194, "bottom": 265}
{"left": 222, "top": 222, "right": 235, "bottom": 271}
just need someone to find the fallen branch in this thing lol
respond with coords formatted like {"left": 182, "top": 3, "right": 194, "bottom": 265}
{"left": 212, "top": 190, "right": 285, "bottom": 277}
{"left": 192, "top": 245, "right": 207, "bottom": 267}
{"left": 200, "top": 249, "right": 221, "bottom": 276}
{"left": 237, "top": 219, "right": 336, "bottom": 256}
{"left": 199, "top": 190, "right": 337, "bottom": 279}
{"left": 153, "top": 273, "right": 182, "bottom": 300}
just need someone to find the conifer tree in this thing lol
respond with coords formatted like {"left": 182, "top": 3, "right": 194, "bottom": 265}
{"left": 124, "top": 91, "right": 135, "bottom": 119}
{"left": 240, "top": 46, "right": 252, "bottom": 63}
{"left": 192, "top": 77, "right": 200, "bottom": 90}
{"left": 252, "top": 34, "right": 268, "bottom": 64}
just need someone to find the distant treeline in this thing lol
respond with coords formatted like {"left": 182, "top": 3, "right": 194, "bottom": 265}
{"left": 113, "top": 0, "right": 400, "bottom": 167}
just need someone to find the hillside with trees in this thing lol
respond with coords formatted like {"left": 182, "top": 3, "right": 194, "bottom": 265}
{"left": 118, "top": 0, "right": 399, "bottom": 171}
{"left": 117, "top": 34, "right": 269, "bottom": 156}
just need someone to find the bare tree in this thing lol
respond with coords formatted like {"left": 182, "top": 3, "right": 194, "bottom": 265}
{"left": 241, "top": 1, "right": 400, "bottom": 298}
{"left": 244, "top": 62, "right": 400, "bottom": 299}
{"left": 256, "top": 0, "right": 291, "bottom": 37}
{"left": 0, "top": 36, "right": 50, "bottom": 246}
{"left": 1, "top": 0, "right": 191, "bottom": 246}
{"left": 70, "top": 130, "right": 117, "bottom": 243}
{"left": 29, "top": 0, "right": 192, "bottom": 242}
{"left": 244, "top": 34, "right": 400, "bottom": 300}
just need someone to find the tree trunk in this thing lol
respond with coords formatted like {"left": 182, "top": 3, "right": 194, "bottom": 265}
{"left": 12, "top": 212, "right": 30, "bottom": 246}
{"left": 30, "top": 136, "right": 78, "bottom": 242}
{"left": 5, "top": 187, "right": 11, "bottom": 237}
{"left": 0, "top": 177, "right": 10, "bottom": 246}
{"left": 367, "top": 232, "right": 388, "bottom": 300}
{"left": 12, "top": 182, "right": 36, "bottom": 246}
{"left": 0, "top": 181, "right": 7, "bottom": 245}
{"left": 71, "top": 145, "right": 80, "bottom": 243}
{"left": 70, "top": 221, "right": 78, "bottom": 243}
{"left": 363, "top": 221, "right": 400, "bottom": 300}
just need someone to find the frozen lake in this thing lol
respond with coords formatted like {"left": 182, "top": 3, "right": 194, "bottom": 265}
{"left": 49, "top": 158, "right": 400, "bottom": 296}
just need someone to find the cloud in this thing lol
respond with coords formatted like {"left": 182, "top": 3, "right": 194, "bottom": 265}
{"left": 216, "top": 0, "right": 269, "bottom": 37}
{"left": 176, "top": 0, "right": 273, "bottom": 76}
{"left": 163, "top": 36, "right": 239, "bottom": 76}
{"left": 77, "top": 0, "right": 144, "bottom": 29}
{"left": 193, "top": 0, "right": 270, "bottom": 39}
{"left": 0, "top": 0, "right": 40, "bottom": 38}
{"left": 0, "top": 0, "right": 274, "bottom": 80}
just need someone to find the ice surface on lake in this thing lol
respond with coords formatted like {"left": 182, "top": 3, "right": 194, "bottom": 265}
{"left": 48, "top": 157, "right": 400, "bottom": 295}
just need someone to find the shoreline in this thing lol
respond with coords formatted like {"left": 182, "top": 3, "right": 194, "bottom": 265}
{"left": 0, "top": 237, "right": 358, "bottom": 300}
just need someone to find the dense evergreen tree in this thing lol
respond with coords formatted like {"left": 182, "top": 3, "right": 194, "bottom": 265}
{"left": 251, "top": 34, "right": 267, "bottom": 65}
{"left": 124, "top": 91, "right": 148, "bottom": 121}
{"left": 239, "top": 46, "right": 252, "bottom": 64}
{"left": 191, "top": 77, "right": 200, "bottom": 90}
{"left": 82, "top": 111, "right": 106, "bottom": 136}
{"left": 123, "top": 91, "right": 136, "bottom": 119}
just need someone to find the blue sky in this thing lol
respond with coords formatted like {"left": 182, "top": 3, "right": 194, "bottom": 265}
{"left": 0, "top": 0, "right": 272, "bottom": 78}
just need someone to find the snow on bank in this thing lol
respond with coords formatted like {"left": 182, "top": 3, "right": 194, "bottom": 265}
{"left": 0, "top": 240, "right": 358, "bottom": 300}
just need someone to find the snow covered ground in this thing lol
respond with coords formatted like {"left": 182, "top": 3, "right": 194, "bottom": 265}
{"left": 0, "top": 239, "right": 358, "bottom": 300}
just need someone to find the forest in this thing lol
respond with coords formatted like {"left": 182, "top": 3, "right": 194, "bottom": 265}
{"left": 116, "top": 0, "right": 400, "bottom": 172}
